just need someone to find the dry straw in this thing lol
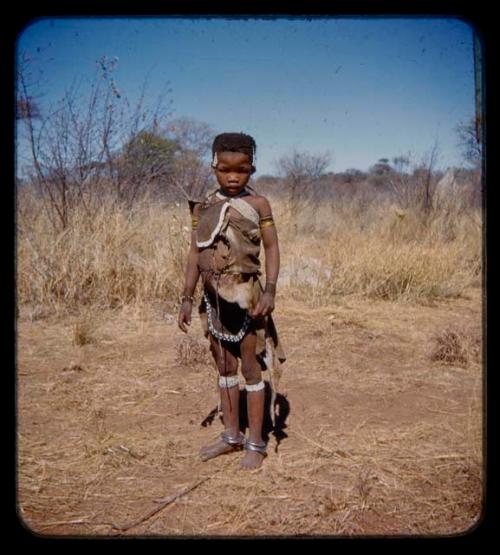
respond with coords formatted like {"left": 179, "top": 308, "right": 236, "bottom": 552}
{"left": 16, "top": 182, "right": 483, "bottom": 535}
{"left": 17, "top": 185, "right": 481, "bottom": 315}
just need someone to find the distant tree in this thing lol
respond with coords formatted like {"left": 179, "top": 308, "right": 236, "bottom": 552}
{"left": 277, "top": 149, "right": 332, "bottom": 182}
{"left": 369, "top": 158, "right": 393, "bottom": 176}
{"left": 163, "top": 117, "right": 213, "bottom": 158}
{"left": 343, "top": 168, "right": 366, "bottom": 184}
{"left": 412, "top": 144, "right": 439, "bottom": 218}
{"left": 455, "top": 118, "right": 482, "bottom": 207}
{"left": 162, "top": 117, "right": 215, "bottom": 203}
{"left": 16, "top": 52, "right": 174, "bottom": 229}
{"left": 253, "top": 174, "right": 281, "bottom": 196}
{"left": 368, "top": 158, "right": 394, "bottom": 188}
{"left": 388, "top": 143, "right": 441, "bottom": 220}
{"left": 391, "top": 155, "right": 411, "bottom": 175}
{"left": 123, "top": 130, "right": 178, "bottom": 168}
{"left": 256, "top": 174, "right": 280, "bottom": 183}
{"left": 275, "top": 148, "right": 332, "bottom": 216}
{"left": 273, "top": 149, "right": 332, "bottom": 231}
{"left": 456, "top": 117, "right": 482, "bottom": 169}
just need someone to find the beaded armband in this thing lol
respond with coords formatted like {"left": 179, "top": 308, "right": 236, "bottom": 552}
{"left": 259, "top": 215, "right": 275, "bottom": 230}
{"left": 191, "top": 216, "right": 198, "bottom": 230}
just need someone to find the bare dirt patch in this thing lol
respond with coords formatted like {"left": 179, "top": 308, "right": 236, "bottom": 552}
{"left": 16, "top": 288, "right": 483, "bottom": 537}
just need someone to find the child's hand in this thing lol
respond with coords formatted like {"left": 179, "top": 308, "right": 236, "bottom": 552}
{"left": 250, "top": 292, "right": 275, "bottom": 319}
{"left": 178, "top": 301, "right": 193, "bottom": 333}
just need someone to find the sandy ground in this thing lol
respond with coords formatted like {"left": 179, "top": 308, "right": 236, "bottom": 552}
{"left": 16, "top": 287, "right": 483, "bottom": 537}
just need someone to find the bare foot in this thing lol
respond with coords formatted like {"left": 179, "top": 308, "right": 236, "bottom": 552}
{"left": 199, "top": 438, "right": 240, "bottom": 462}
{"left": 239, "top": 449, "right": 266, "bottom": 470}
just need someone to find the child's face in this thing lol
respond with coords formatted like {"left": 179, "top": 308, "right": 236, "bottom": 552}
{"left": 213, "top": 151, "right": 253, "bottom": 196}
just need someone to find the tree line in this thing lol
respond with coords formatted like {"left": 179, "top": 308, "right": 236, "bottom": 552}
{"left": 16, "top": 52, "right": 482, "bottom": 233}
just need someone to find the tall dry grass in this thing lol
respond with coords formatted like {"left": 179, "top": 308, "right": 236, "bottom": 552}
{"left": 16, "top": 183, "right": 482, "bottom": 316}
{"left": 271, "top": 188, "right": 482, "bottom": 305}
{"left": 16, "top": 189, "right": 189, "bottom": 315}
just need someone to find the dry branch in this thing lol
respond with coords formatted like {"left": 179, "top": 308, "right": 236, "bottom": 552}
{"left": 111, "top": 474, "right": 212, "bottom": 532}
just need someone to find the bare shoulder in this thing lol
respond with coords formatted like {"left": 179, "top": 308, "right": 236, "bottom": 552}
{"left": 246, "top": 194, "right": 273, "bottom": 217}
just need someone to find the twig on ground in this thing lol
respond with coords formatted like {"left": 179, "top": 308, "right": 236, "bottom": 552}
{"left": 37, "top": 518, "right": 93, "bottom": 529}
{"left": 110, "top": 460, "right": 236, "bottom": 533}
{"left": 112, "top": 475, "right": 210, "bottom": 532}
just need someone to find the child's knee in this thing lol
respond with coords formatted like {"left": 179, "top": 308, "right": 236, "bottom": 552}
{"left": 217, "top": 358, "right": 238, "bottom": 376}
{"left": 240, "top": 360, "right": 261, "bottom": 385}
{"left": 210, "top": 345, "right": 237, "bottom": 376}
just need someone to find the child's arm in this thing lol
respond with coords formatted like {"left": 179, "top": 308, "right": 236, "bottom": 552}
{"left": 251, "top": 196, "right": 279, "bottom": 319}
{"left": 178, "top": 204, "right": 201, "bottom": 333}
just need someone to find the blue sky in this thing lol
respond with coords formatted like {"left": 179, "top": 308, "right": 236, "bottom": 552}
{"left": 16, "top": 16, "right": 477, "bottom": 175}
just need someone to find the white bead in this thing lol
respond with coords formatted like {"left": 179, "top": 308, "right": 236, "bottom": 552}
{"left": 204, "top": 293, "right": 250, "bottom": 343}
{"left": 245, "top": 381, "right": 265, "bottom": 392}
{"left": 219, "top": 375, "right": 240, "bottom": 388}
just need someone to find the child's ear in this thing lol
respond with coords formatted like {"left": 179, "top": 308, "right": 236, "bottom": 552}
{"left": 250, "top": 165, "right": 256, "bottom": 174}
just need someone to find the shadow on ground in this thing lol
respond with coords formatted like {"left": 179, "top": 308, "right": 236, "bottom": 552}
{"left": 200, "top": 381, "right": 290, "bottom": 452}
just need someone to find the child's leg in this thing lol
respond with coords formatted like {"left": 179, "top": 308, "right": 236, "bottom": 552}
{"left": 239, "top": 331, "right": 266, "bottom": 469}
{"left": 211, "top": 335, "right": 240, "bottom": 437}
{"left": 200, "top": 335, "right": 243, "bottom": 461}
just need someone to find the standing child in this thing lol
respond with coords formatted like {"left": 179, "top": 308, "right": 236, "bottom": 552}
{"left": 178, "top": 132, "right": 286, "bottom": 470}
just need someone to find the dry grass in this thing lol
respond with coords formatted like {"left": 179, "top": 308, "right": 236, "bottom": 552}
{"left": 175, "top": 334, "right": 212, "bottom": 368}
{"left": 430, "top": 326, "right": 482, "bottom": 367}
{"left": 17, "top": 185, "right": 482, "bottom": 316}
{"left": 16, "top": 183, "right": 483, "bottom": 537}
{"left": 16, "top": 286, "right": 483, "bottom": 537}
{"left": 72, "top": 310, "right": 102, "bottom": 346}
{"left": 17, "top": 190, "right": 189, "bottom": 315}
{"left": 272, "top": 193, "right": 481, "bottom": 305}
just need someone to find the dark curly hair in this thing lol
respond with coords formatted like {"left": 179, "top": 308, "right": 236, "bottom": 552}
{"left": 212, "top": 132, "right": 256, "bottom": 163}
